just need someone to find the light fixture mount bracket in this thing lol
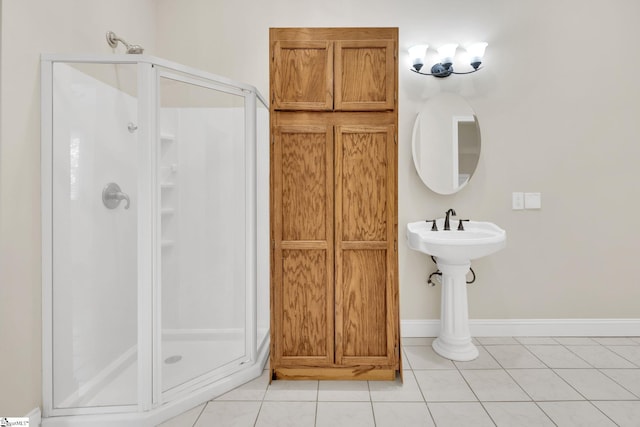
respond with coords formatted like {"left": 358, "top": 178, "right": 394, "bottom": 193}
{"left": 430, "top": 63, "right": 453, "bottom": 78}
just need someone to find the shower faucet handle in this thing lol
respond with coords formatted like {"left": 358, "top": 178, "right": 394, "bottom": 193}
{"left": 102, "top": 182, "right": 131, "bottom": 210}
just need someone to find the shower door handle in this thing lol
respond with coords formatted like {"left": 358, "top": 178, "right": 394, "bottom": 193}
{"left": 102, "top": 182, "right": 131, "bottom": 209}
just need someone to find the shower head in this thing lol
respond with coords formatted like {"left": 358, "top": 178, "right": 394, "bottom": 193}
{"left": 106, "top": 31, "right": 144, "bottom": 54}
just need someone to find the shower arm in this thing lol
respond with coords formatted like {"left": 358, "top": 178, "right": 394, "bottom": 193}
{"left": 106, "top": 31, "right": 144, "bottom": 54}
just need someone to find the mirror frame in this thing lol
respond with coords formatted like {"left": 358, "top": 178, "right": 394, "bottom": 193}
{"left": 411, "top": 93, "right": 481, "bottom": 195}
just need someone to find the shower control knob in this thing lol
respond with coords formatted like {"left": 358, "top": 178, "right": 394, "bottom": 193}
{"left": 102, "top": 182, "right": 131, "bottom": 209}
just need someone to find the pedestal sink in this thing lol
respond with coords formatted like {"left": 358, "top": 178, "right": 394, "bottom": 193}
{"left": 406, "top": 218, "right": 506, "bottom": 361}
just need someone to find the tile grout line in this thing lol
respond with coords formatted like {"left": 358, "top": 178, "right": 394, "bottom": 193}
{"left": 453, "top": 344, "right": 498, "bottom": 426}
{"left": 314, "top": 380, "right": 319, "bottom": 427}
{"left": 251, "top": 382, "right": 270, "bottom": 427}
{"left": 405, "top": 362, "right": 438, "bottom": 426}
{"left": 606, "top": 345, "right": 640, "bottom": 368}
{"left": 191, "top": 401, "right": 208, "bottom": 427}
{"left": 596, "top": 367, "right": 640, "bottom": 400}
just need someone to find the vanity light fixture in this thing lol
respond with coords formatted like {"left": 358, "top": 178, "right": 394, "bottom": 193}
{"left": 408, "top": 42, "right": 488, "bottom": 77}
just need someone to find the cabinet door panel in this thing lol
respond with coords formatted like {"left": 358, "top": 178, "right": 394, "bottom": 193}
{"left": 272, "top": 41, "right": 333, "bottom": 110}
{"left": 339, "top": 249, "right": 388, "bottom": 358}
{"left": 281, "top": 249, "right": 330, "bottom": 359}
{"left": 338, "top": 126, "right": 392, "bottom": 241}
{"left": 335, "top": 124, "right": 396, "bottom": 366}
{"left": 335, "top": 40, "right": 395, "bottom": 111}
{"left": 272, "top": 125, "right": 334, "bottom": 366}
{"left": 279, "top": 127, "right": 330, "bottom": 240}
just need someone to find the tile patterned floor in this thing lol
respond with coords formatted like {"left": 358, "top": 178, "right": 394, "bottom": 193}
{"left": 159, "top": 336, "right": 640, "bottom": 426}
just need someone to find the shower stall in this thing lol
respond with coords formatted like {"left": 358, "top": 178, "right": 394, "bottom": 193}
{"left": 40, "top": 54, "right": 269, "bottom": 426}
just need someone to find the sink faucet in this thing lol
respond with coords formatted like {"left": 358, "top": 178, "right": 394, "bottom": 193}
{"left": 444, "top": 208, "right": 456, "bottom": 230}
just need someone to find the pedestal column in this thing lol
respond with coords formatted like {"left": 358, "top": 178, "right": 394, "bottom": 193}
{"left": 431, "top": 259, "right": 479, "bottom": 361}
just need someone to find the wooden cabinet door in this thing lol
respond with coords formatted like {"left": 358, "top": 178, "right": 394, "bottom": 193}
{"left": 334, "top": 124, "right": 398, "bottom": 366}
{"left": 272, "top": 125, "right": 334, "bottom": 366}
{"left": 271, "top": 41, "right": 334, "bottom": 111}
{"left": 334, "top": 40, "right": 396, "bottom": 111}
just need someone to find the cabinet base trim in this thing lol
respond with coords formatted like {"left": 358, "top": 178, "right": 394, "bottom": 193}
{"left": 272, "top": 367, "right": 398, "bottom": 381}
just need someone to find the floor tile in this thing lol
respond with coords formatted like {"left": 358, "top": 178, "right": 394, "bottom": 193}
{"left": 476, "top": 337, "right": 519, "bottom": 345}
{"left": 254, "top": 401, "right": 316, "bottom": 427}
{"left": 566, "top": 345, "right": 637, "bottom": 368}
{"left": 160, "top": 336, "right": 640, "bottom": 426}
{"left": 215, "top": 370, "right": 270, "bottom": 401}
{"left": 414, "top": 370, "right": 476, "bottom": 402}
{"left": 608, "top": 345, "right": 640, "bottom": 366}
{"left": 553, "top": 337, "right": 598, "bottom": 345}
{"left": 318, "top": 380, "right": 369, "bottom": 401}
{"left": 538, "top": 401, "right": 617, "bottom": 426}
{"left": 593, "top": 337, "right": 638, "bottom": 345}
{"left": 158, "top": 403, "right": 205, "bottom": 427}
{"left": 369, "top": 370, "right": 424, "bottom": 402}
{"left": 592, "top": 401, "right": 640, "bottom": 427}
{"left": 427, "top": 402, "right": 494, "bottom": 427}
{"left": 483, "top": 402, "right": 555, "bottom": 427}
{"left": 554, "top": 369, "right": 638, "bottom": 400}
{"left": 453, "top": 346, "right": 501, "bottom": 370}
{"left": 507, "top": 369, "right": 584, "bottom": 401}
{"left": 263, "top": 380, "right": 318, "bottom": 401}
{"left": 526, "top": 345, "right": 592, "bottom": 368}
{"left": 195, "top": 401, "right": 261, "bottom": 427}
{"left": 460, "top": 369, "right": 530, "bottom": 401}
{"left": 402, "top": 350, "right": 411, "bottom": 369}
{"left": 403, "top": 337, "right": 435, "bottom": 346}
{"left": 484, "top": 345, "right": 546, "bottom": 368}
{"left": 403, "top": 345, "right": 456, "bottom": 370}
{"left": 515, "top": 337, "right": 557, "bottom": 345}
{"left": 316, "top": 402, "right": 375, "bottom": 427}
{"left": 601, "top": 369, "right": 640, "bottom": 397}
{"left": 372, "top": 402, "right": 435, "bottom": 427}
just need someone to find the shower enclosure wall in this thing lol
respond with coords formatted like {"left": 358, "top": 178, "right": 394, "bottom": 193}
{"left": 41, "top": 55, "right": 270, "bottom": 426}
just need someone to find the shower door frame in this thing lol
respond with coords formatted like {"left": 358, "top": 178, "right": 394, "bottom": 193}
{"left": 41, "top": 54, "right": 267, "bottom": 421}
{"left": 153, "top": 67, "right": 258, "bottom": 404}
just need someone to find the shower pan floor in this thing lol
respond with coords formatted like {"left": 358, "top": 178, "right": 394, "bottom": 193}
{"left": 82, "top": 337, "right": 245, "bottom": 408}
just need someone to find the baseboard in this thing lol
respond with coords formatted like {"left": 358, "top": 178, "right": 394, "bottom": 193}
{"left": 26, "top": 407, "right": 42, "bottom": 426}
{"left": 401, "top": 318, "right": 640, "bottom": 338}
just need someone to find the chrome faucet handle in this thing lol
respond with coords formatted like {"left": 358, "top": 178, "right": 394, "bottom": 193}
{"left": 457, "top": 219, "right": 470, "bottom": 231}
{"left": 425, "top": 219, "right": 438, "bottom": 231}
{"left": 102, "top": 182, "right": 131, "bottom": 210}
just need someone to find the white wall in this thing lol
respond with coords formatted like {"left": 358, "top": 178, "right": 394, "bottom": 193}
{"left": 0, "top": 0, "right": 156, "bottom": 414}
{"left": 2, "top": 0, "right": 640, "bottom": 416}
{"left": 155, "top": 0, "right": 640, "bottom": 323}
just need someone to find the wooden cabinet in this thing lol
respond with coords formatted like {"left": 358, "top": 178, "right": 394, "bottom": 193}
{"left": 270, "top": 28, "right": 399, "bottom": 380}
{"left": 271, "top": 29, "right": 396, "bottom": 111}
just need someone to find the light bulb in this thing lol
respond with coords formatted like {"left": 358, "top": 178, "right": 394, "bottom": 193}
{"left": 408, "top": 44, "right": 428, "bottom": 71}
{"left": 437, "top": 44, "right": 458, "bottom": 66}
{"left": 466, "top": 42, "right": 488, "bottom": 69}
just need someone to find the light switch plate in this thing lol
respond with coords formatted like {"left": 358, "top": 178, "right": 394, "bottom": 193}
{"left": 524, "top": 192, "right": 541, "bottom": 209}
{"left": 512, "top": 192, "right": 524, "bottom": 210}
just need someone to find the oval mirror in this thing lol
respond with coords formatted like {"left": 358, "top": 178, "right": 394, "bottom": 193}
{"left": 412, "top": 93, "right": 481, "bottom": 195}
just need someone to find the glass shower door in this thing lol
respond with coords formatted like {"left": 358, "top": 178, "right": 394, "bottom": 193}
{"left": 157, "top": 71, "right": 249, "bottom": 397}
{"left": 50, "top": 62, "right": 140, "bottom": 410}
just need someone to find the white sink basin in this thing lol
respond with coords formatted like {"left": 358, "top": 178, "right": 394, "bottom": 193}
{"left": 406, "top": 217, "right": 506, "bottom": 361}
{"left": 407, "top": 219, "right": 506, "bottom": 262}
